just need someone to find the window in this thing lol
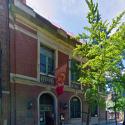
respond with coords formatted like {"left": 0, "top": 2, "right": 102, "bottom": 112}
{"left": 71, "top": 60, "right": 80, "bottom": 82}
{"left": 70, "top": 97, "right": 81, "bottom": 118}
{"left": 40, "top": 46, "right": 54, "bottom": 75}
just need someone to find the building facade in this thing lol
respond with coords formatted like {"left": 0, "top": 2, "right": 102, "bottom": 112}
{"left": 8, "top": 0, "right": 106, "bottom": 125}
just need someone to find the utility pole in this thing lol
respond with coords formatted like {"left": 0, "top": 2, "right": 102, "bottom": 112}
{"left": 0, "top": 0, "right": 10, "bottom": 125}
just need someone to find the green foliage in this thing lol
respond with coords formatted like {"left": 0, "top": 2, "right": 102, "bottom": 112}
{"left": 110, "top": 73, "right": 125, "bottom": 111}
{"left": 73, "top": 0, "right": 125, "bottom": 111}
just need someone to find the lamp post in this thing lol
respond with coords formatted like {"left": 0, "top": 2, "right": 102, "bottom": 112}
{"left": 112, "top": 92, "right": 117, "bottom": 125}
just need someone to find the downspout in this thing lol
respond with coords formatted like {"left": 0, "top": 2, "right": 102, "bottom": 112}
{"left": 10, "top": 1, "right": 17, "bottom": 125}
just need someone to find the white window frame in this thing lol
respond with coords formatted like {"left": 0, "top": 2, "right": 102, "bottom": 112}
{"left": 40, "top": 45, "right": 55, "bottom": 76}
{"left": 69, "top": 95, "right": 82, "bottom": 119}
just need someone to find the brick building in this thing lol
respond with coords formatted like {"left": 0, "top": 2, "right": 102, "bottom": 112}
{"left": 0, "top": 0, "right": 106, "bottom": 125}
{"left": 0, "top": 0, "right": 10, "bottom": 125}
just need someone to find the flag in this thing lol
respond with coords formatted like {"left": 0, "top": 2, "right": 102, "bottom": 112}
{"left": 55, "top": 63, "right": 67, "bottom": 95}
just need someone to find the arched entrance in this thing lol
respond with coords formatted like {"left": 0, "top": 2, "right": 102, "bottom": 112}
{"left": 39, "top": 93, "right": 56, "bottom": 125}
{"left": 70, "top": 96, "right": 81, "bottom": 118}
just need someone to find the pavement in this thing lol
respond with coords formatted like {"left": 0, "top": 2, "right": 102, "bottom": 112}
{"left": 108, "top": 122, "right": 122, "bottom": 125}
{"left": 99, "top": 121, "right": 123, "bottom": 125}
{"left": 63, "top": 121, "right": 123, "bottom": 125}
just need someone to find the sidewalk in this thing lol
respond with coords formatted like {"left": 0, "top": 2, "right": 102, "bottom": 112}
{"left": 98, "top": 121, "right": 123, "bottom": 125}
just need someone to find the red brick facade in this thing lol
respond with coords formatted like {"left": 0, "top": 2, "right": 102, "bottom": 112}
{"left": 15, "top": 31, "right": 37, "bottom": 77}
{"left": 9, "top": 22, "right": 86, "bottom": 125}
{"left": 10, "top": 29, "right": 37, "bottom": 77}
{"left": 10, "top": 83, "right": 86, "bottom": 125}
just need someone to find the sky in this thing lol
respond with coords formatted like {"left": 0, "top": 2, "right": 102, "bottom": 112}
{"left": 26, "top": 0, "right": 125, "bottom": 35}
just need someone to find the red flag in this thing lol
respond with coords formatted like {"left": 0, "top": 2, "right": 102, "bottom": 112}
{"left": 55, "top": 63, "right": 67, "bottom": 95}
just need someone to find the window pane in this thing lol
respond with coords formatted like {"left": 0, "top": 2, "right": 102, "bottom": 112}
{"left": 71, "top": 72, "right": 76, "bottom": 81}
{"left": 40, "top": 46, "right": 54, "bottom": 75}
{"left": 40, "top": 54, "right": 46, "bottom": 73}
{"left": 48, "top": 57, "right": 54, "bottom": 75}
{"left": 71, "top": 60, "right": 80, "bottom": 82}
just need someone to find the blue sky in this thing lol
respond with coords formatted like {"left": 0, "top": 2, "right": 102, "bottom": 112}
{"left": 27, "top": 0, "right": 125, "bottom": 35}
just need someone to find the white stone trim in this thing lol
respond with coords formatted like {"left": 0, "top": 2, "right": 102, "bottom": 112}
{"left": 55, "top": 50, "right": 58, "bottom": 69}
{"left": 38, "top": 32, "right": 57, "bottom": 50}
{"left": 3, "top": 120, "right": 7, "bottom": 125}
{"left": 9, "top": 23, "right": 37, "bottom": 39}
{"left": 69, "top": 57, "right": 71, "bottom": 87}
{"left": 9, "top": 23, "right": 14, "bottom": 29}
{"left": 69, "top": 95, "right": 82, "bottom": 119}
{"left": 15, "top": 24, "right": 37, "bottom": 39}
{"left": 14, "top": 0, "right": 35, "bottom": 17}
{"left": 2, "top": 91, "right": 10, "bottom": 94}
{"left": 10, "top": 73, "right": 37, "bottom": 81}
{"left": 9, "top": 13, "right": 13, "bottom": 21}
{"left": 10, "top": 73, "right": 83, "bottom": 94}
{"left": 38, "top": 33, "right": 58, "bottom": 76}
{"left": 10, "top": 78, "right": 82, "bottom": 94}
{"left": 37, "top": 31, "right": 73, "bottom": 56}
{"left": 37, "top": 35, "right": 41, "bottom": 81}
{"left": 37, "top": 91, "right": 58, "bottom": 125}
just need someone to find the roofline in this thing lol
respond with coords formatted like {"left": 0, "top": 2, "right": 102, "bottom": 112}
{"left": 11, "top": 1, "right": 81, "bottom": 47}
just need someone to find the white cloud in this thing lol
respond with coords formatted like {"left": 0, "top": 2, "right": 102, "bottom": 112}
{"left": 27, "top": 0, "right": 57, "bottom": 20}
{"left": 98, "top": 0, "right": 125, "bottom": 21}
{"left": 26, "top": 0, "right": 125, "bottom": 35}
{"left": 60, "top": 0, "right": 87, "bottom": 16}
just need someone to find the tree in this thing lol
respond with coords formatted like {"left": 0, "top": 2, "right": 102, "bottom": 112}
{"left": 73, "top": 0, "right": 125, "bottom": 125}
{"left": 109, "top": 72, "right": 125, "bottom": 125}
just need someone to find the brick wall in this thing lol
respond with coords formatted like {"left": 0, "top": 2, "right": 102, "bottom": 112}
{"left": 0, "top": 0, "right": 10, "bottom": 90}
{"left": 10, "top": 29, "right": 37, "bottom": 78}
{"left": 11, "top": 83, "right": 56, "bottom": 125}
{"left": 11, "top": 83, "right": 86, "bottom": 125}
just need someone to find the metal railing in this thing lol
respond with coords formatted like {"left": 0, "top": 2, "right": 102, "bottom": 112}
{"left": 70, "top": 81, "right": 81, "bottom": 89}
{"left": 40, "top": 74, "right": 55, "bottom": 85}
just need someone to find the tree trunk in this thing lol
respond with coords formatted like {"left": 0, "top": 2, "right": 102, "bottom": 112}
{"left": 114, "top": 99, "right": 117, "bottom": 125}
{"left": 86, "top": 106, "right": 91, "bottom": 125}
{"left": 114, "top": 107, "right": 117, "bottom": 125}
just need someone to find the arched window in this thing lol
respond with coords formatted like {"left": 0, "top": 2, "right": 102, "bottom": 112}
{"left": 70, "top": 97, "right": 81, "bottom": 118}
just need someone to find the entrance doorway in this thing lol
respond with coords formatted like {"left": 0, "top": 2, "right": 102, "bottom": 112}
{"left": 39, "top": 93, "right": 55, "bottom": 125}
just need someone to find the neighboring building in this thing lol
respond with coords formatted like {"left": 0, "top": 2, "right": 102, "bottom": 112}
{"left": 0, "top": 0, "right": 10, "bottom": 125}
{"left": 0, "top": 0, "right": 107, "bottom": 125}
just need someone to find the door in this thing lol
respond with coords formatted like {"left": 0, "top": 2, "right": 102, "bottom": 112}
{"left": 39, "top": 93, "right": 55, "bottom": 125}
{"left": 40, "top": 105, "right": 54, "bottom": 125}
{"left": 40, "top": 111, "right": 46, "bottom": 125}
{"left": 45, "top": 111, "right": 54, "bottom": 125}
